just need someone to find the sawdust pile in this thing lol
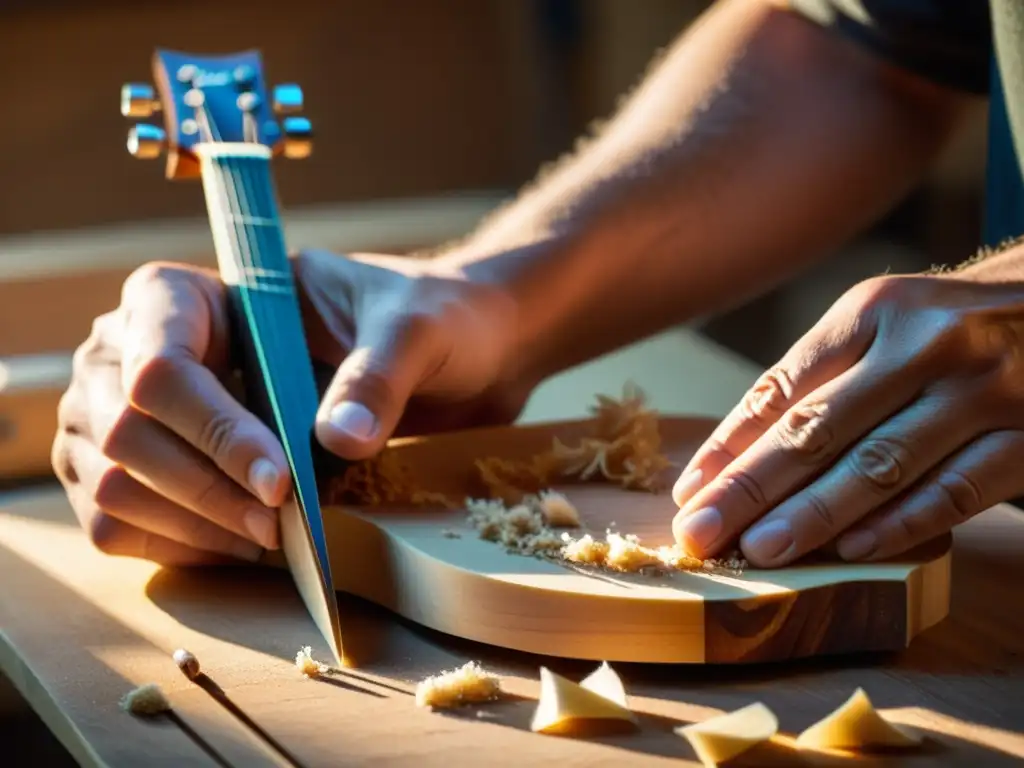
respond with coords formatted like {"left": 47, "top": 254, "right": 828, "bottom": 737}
{"left": 465, "top": 495, "right": 744, "bottom": 577}
{"left": 326, "top": 385, "right": 747, "bottom": 576}
{"left": 414, "top": 661, "right": 502, "bottom": 709}
{"left": 329, "top": 448, "right": 455, "bottom": 508}
{"left": 295, "top": 646, "right": 329, "bottom": 678}
{"left": 120, "top": 683, "right": 171, "bottom": 717}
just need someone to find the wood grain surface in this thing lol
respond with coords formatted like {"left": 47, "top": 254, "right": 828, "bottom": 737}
{"left": 277, "top": 416, "right": 950, "bottom": 665}
{"left": 0, "top": 486, "right": 1021, "bottom": 766}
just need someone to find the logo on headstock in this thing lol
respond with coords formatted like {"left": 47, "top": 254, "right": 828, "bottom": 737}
{"left": 192, "top": 69, "right": 234, "bottom": 88}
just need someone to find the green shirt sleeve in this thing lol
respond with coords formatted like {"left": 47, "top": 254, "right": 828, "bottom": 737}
{"left": 789, "top": 0, "right": 993, "bottom": 95}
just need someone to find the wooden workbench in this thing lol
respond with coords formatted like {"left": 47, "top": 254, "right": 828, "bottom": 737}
{"left": 2, "top": 333, "right": 1024, "bottom": 766}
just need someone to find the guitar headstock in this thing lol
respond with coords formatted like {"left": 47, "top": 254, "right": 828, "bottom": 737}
{"left": 120, "top": 48, "right": 312, "bottom": 179}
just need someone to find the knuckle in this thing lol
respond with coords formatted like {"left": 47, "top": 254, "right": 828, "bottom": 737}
{"left": 339, "top": 349, "right": 407, "bottom": 406}
{"left": 773, "top": 401, "right": 834, "bottom": 461}
{"left": 971, "top": 320, "right": 1019, "bottom": 372}
{"left": 355, "top": 367, "right": 405, "bottom": 411}
{"left": 197, "top": 413, "right": 240, "bottom": 462}
{"left": 894, "top": 509, "right": 927, "bottom": 544}
{"left": 741, "top": 368, "right": 794, "bottom": 425}
{"left": 977, "top": 325, "right": 1024, "bottom": 409}
{"left": 50, "top": 432, "right": 77, "bottom": 486}
{"left": 87, "top": 512, "right": 130, "bottom": 556}
{"left": 92, "top": 464, "right": 134, "bottom": 510}
{"left": 394, "top": 308, "right": 445, "bottom": 348}
{"left": 924, "top": 315, "right": 971, "bottom": 359}
{"left": 845, "top": 275, "right": 906, "bottom": 311}
{"left": 70, "top": 342, "right": 91, "bottom": 377}
{"left": 122, "top": 261, "right": 184, "bottom": 299}
{"left": 98, "top": 406, "right": 145, "bottom": 462}
{"left": 693, "top": 439, "right": 736, "bottom": 474}
{"left": 56, "top": 390, "right": 79, "bottom": 430}
{"left": 804, "top": 490, "right": 836, "bottom": 528}
{"left": 124, "top": 353, "right": 178, "bottom": 412}
{"left": 934, "top": 469, "right": 983, "bottom": 522}
{"left": 975, "top": 372, "right": 1023, "bottom": 418}
{"left": 72, "top": 312, "right": 118, "bottom": 372}
{"left": 849, "top": 437, "right": 908, "bottom": 493}
{"left": 904, "top": 314, "right": 975, "bottom": 378}
{"left": 720, "top": 469, "right": 767, "bottom": 509}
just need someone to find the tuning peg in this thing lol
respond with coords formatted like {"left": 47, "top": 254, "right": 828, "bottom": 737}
{"left": 282, "top": 116, "right": 312, "bottom": 158}
{"left": 126, "top": 124, "right": 165, "bottom": 159}
{"left": 121, "top": 83, "right": 160, "bottom": 118}
{"left": 273, "top": 84, "right": 303, "bottom": 115}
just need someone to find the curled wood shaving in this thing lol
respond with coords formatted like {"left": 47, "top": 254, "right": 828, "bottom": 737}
{"left": 326, "top": 384, "right": 672, "bottom": 508}
{"left": 471, "top": 383, "right": 673, "bottom": 502}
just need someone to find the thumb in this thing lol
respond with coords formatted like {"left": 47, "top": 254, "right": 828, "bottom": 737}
{"left": 314, "top": 314, "right": 441, "bottom": 460}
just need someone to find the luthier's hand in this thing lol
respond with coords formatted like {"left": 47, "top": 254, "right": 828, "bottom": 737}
{"left": 671, "top": 274, "right": 1024, "bottom": 567}
{"left": 51, "top": 252, "right": 526, "bottom": 566}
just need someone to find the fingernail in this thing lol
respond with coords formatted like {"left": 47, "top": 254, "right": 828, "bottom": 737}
{"left": 672, "top": 469, "right": 703, "bottom": 507}
{"left": 244, "top": 509, "right": 278, "bottom": 549}
{"left": 326, "top": 401, "right": 378, "bottom": 441}
{"left": 838, "top": 530, "right": 877, "bottom": 561}
{"left": 675, "top": 507, "right": 722, "bottom": 556}
{"left": 248, "top": 458, "right": 280, "bottom": 507}
{"left": 742, "top": 520, "right": 794, "bottom": 563}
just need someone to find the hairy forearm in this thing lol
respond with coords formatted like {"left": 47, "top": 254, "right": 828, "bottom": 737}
{"left": 439, "top": 0, "right": 974, "bottom": 384}
{"left": 954, "top": 238, "right": 1024, "bottom": 283}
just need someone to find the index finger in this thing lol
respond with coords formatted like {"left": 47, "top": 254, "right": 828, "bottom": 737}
{"left": 118, "top": 263, "right": 292, "bottom": 507}
{"left": 673, "top": 305, "right": 874, "bottom": 508}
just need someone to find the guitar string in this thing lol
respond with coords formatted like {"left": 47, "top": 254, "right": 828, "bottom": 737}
{"left": 230, "top": 151, "right": 335, "bottom": 582}
{"left": 182, "top": 100, "right": 315, "bottom": 768}
{"left": 200, "top": 103, "right": 333, "bottom": 579}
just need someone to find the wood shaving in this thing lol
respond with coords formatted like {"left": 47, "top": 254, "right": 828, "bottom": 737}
{"left": 325, "top": 384, "right": 670, "bottom": 508}
{"left": 295, "top": 646, "right": 329, "bottom": 678}
{"left": 323, "top": 386, "right": 748, "bottom": 576}
{"left": 535, "top": 490, "right": 581, "bottom": 527}
{"left": 473, "top": 383, "right": 673, "bottom": 502}
{"left": 120, "top": 683, "right": 171, "bottom": 717}
{"left": 415, "top": 661, "right": 502, "bottom": 709}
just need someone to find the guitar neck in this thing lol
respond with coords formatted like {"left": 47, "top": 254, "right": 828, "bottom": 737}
{"left": 194, "top": 142, "right": 334, "bottom": 577}
{"left": 197, "top": 143, "right": 295, "bottom": 296}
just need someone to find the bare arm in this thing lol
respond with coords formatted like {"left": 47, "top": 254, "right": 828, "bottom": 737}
{"left": 438, "top": 0, "right": 977, "bottom": 384}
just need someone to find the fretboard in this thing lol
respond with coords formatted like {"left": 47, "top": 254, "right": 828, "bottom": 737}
{"left": 196, "top": 142, "right": 333, "bottom": 582}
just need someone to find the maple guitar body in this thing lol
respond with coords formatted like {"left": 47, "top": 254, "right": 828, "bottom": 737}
{"left": 266, "top": 416, "right": 952, "bottom": 665}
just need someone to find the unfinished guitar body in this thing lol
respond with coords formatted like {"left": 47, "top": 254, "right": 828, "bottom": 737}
{"left": 271, "top": 417, "right": 951, "bottom": 665}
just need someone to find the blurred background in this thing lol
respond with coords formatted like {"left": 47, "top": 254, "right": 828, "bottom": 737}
{"left": 0, "top": 0, "right": 990, "bottom": 365}
{"left": 0, "top": 1, "right": 993, "bottom": 762}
